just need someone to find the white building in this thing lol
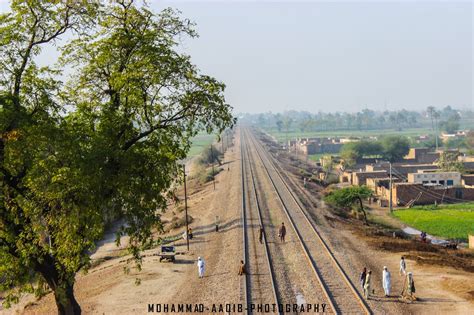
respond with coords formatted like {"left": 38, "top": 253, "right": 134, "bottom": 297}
{"left": 407, "top": 170, "right": 461, "bottom": 187}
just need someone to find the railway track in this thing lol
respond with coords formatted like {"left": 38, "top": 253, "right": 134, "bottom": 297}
{"left": 240, "top": 129, "right": 281, "bottom": 314}
{"left": 244, "top": 128, "right": 372, "bottom": 315}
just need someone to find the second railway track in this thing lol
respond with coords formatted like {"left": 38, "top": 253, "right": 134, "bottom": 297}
{"left": 243, "top": 127, "right": 372, "bottom": 315}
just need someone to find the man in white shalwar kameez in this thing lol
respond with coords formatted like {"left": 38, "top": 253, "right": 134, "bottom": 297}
{"left": 197, "top": 257, "right": 205, "bottom": 278}
{"left": 382, "top": 266, "right": 391, "bottom": 297}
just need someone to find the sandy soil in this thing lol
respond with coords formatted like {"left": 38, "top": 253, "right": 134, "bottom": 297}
{"left": 4, "top": 129, "right": 473, "bottom": 315}
{"left": 262, "top": 130, "right": 474, "bottom": 315}
{"left": 6, "top": 134, "right": 243, "bottom": 315}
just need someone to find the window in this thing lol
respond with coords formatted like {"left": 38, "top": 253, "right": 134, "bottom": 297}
{"left": 439, "top": 180, "right": 445, "bottom": 186}
{"left": 447, "top": 180, "right": 454, "bottom": 186}
{"left": 422, "top": 181, "right": 428, "bottom": 184}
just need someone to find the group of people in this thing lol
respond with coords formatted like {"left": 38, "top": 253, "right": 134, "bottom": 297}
{"left": 196, "top": 223, "right": 288, "bottom": 279}
{"left": 359, "top": 256, "right": 416, "bottom": 301}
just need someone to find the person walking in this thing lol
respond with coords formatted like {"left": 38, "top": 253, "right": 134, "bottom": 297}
{"left": 359, "top": 267, "right": 367, "bottom": 290}
{"left": 399, "top": 256, "right": 406, "bottom": 276}
{"left": 258, "top": 226, "right": 264, "bottom": 244}
{"left": 402, "top": 272, "right": 416, "bottom": 301}
{"left": 278, "top": 222, "right": 286, "bottom": 243}
{"left": 238, "top": 260, "right": 246, "bottom": 276}
{"left": 382, "top": 266, "right": 391, "bottom": 297}
{"left": 197, "top": 257, "right": 205, "bottom": 279}
{"left": 188, "top": 227, "right": 193, "bottom": 240}
{"left": 364, "top": 270, "right": 372, "bottom": 299}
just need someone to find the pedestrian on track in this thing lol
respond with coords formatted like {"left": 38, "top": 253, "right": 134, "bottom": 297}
{"left": 278, "top": 222, "right": 286, "bottom": 243}
{"left": 197, "top": 257, "right": 205, "bottom": 279}
{"left": 382, "top": 266, "right": 391, "bottom": 297}
{"left": 364, "top": 270, "right": 372, "bottom": 300}
{"left": 359, "top": 267, "right": 367, "bottom": 290}
{"left": 238, "top": 260, "right": 246, "bottom": 276}
{"left": 259, "top": 225, "right": 264, "bottom": 244}
{"left": 399, "top": 256, "right": 406, "bottom": 276}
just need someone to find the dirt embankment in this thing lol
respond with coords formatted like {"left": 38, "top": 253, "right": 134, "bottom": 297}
{"left": 256, "top": 128, "right": 474, "bottom": 313}
{"left": 7, "top": 133, "right": 243, "bottom": 315}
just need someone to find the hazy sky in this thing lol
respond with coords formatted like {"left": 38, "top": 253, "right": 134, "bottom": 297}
{"left": 1, "top": 1, "right": 472, "bottom": 114}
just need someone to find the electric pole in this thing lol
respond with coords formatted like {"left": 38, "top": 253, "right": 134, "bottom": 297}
{"left": 389, "top": 162, "right": 393, "bottom": 212}
{"left": 211, "top": 145, "right": 216, "bottom": 190}
{"left": 183, "top": 164, "right": 189, "bottom": 251}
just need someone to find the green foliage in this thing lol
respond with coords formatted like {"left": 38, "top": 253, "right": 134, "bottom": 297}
{"left": 0, "top": 1, "right": 234, "bottom": 312}
{"left": 380, "top": 135, "right": 410, "bottom": 162}
{"left": 392, "top": 204, "right": 474, "bottom": 240}
{"left": 198, "top": 145, "right": 222, "bottom": 165}
{"left": 324, "top": 186, "right": 372, "bottom": 223}
{"left": 441, "top": 120, "right": 460, "bottom": 134}
{"left": 437, "top": 151, "right": 464, "bottom": 172}
{"left": 340, "top": 136, "right": 409, "bottom": 164}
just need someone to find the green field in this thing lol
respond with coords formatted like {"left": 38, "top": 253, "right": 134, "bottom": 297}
{"left": 187, "top": 133, "right": 216, "bottom": 158}
{"left": 392, "top": 203, "right": 474, "bottom": 240}
{"left": 264, "top": 127, "right": 433, "bottom": 143}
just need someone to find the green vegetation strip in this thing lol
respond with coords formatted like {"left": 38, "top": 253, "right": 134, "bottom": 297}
{"left": 392, "top": 203, "right": 474, "bottom": 240}
{"left": 187, "top": 133, "right": 215, "bottom": 157}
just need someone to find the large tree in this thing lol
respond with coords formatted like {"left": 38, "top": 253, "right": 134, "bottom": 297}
{"left": 380, "top": 135, "right": 410, "bottom": 162}
{"left": 324, "top": 186, "right": 372, "bottom": 224}
{"left": 0, "top": 1, "right": 234, "bottom": 314}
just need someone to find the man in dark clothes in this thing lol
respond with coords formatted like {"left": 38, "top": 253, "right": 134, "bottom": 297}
{"left": 259, "top": 226, "right": 264, "bottom": 244}
{"left": 359, "top": 267, "right": 367, "bottom": 290}
{"left": 278, "top": 222, "right": 286, "bottom": 242}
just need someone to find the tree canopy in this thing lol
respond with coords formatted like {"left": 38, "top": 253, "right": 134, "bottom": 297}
{"left": 0, "top": 1, "right": 234, "bottom": 314}
{"left": 340, "top": 136, "right": 409, "bottom": 165}
{"left": 324, "top": 186, "right": 372, "bottom": 224}
{"left": 380, "top": 135, "right": 410, "bottom": 162}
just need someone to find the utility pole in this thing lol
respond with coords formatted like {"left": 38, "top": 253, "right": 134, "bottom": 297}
{"left": 183, "top": 164, "right": 189, "bottom": 251}
{"left": 389, "top": 162, "right": 393, "bottom": 212}
{"left": 211, "top": 145, "right": 216, "bottom": 190}
{"left": 221, "top": 131, "right": 224, "bottom": 154}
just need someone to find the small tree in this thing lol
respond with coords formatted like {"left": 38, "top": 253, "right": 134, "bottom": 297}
{"left": 324, "top": 186, "right": 372, "bottom": 224}
{"left": 437, "top": 151, "right": 464, "bottom": 172}
{"left": 200, "top": 145, "right": 221, "bottom": 165}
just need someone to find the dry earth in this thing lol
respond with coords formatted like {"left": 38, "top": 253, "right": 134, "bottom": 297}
{"left": 4, "top": 135, "right": 243, "bottom": 315}
{"left": 261, "top": 129, "right": 474, "bottom": 315}
{"left": 3, "top": 129, "right": 474, "bottom": 315}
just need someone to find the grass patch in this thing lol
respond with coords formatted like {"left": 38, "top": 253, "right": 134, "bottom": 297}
{"left": 392, "top": 203, "right": 474, "bottom": 240}
{"left": 187, "top": 133, "right": 216, "bottom": 158}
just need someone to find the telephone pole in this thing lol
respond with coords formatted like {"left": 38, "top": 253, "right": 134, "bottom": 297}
{"left": 183, "top": 164, "right": 189, "bottom": 251}
{"left": 389, "top": 162, "right": 393, "bottom": 212}
{"left": 211, "top": 145, "right": 216, "bottom": 190}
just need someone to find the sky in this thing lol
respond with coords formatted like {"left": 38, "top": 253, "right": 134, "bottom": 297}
{"left": 1, "top": 1, "right": 473, "bottom": 114}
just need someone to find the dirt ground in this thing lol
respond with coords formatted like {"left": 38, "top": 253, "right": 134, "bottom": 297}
{"left": 4, "top": 129, "right": 474, "bottom": 315}
{"left": 260, "top": 130, "right": 474, "bottom": 315}
{"left": 5, "top": 135, "right": 243, "bottom": 315}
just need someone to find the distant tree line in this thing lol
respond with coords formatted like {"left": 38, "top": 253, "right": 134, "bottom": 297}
{"left": 245, "top": 106, "right": 474, "bottom": 133}
{"left": 340, "top": 136, "right": 411, "bottom": 166}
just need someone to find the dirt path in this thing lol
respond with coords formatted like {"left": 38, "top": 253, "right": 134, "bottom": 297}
{"left": 261, "top": 129, "right": 474, "bottom": 315}
{"left": 7, "top": 133, "right": 242, "bottom": 315}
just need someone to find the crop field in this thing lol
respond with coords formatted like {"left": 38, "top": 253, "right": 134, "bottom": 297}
{"left": 187, "top": 133, "right": 216, "bottom": 158}
{"left": 392, "top": 203, "right": 474, "bottom": 240}
{"left": 263, "top": 127, "right": 433, "bottom": 143}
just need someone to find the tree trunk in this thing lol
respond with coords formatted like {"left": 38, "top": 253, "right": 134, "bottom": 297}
{"left": 53, "top": 282, "right": 81, "bottom": 315}
{"left": 36, "top": 258, "right": 82, "bottom": 315}
{"left": 357, "top": 197, "right": 368, "bottom": 225}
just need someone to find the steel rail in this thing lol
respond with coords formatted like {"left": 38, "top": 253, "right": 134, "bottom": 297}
{"left": 242, "top": 131, "right": 282, "bottom": 314}
{"left": 243, "top": 129, "right": 338, "bottom": 314}
{"left": 248, "top": 128, "right": 372, "bottom": 315}
{"left": 240, "top": 128, "right": 250, "bottom": 315}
